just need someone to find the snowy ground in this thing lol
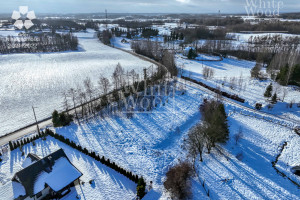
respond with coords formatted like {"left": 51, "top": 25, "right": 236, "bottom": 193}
{"left": 195, "top": 108, "right": 300, "bottom": 200}
{"left": 110, "top": 37, "right": 132, "bottom": 50}
{"left": 0, "top": 81, "right": 299, "bottom": 199}
{"left": 176, "top": 54, "right": 300, "bottom": 122}
{"left": 0, "top": 136, "right": 137, "bottom": 200}
{"left": 46, "top": 81, "right": 299, "bottom": 199}
{"left": 0, "top": 29, "right": 155, "bottom": 136}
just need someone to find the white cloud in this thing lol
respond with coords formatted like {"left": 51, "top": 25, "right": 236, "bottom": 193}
{"left": 176, "top": 0, "right": 191, "bottom": 3}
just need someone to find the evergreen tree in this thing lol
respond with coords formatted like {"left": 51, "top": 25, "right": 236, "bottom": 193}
{"left": 276, "top": 64, "right": 289, "bottom": 85}
{"left": 199, "top": 100, "right": 229, "bottom": 153}
{"left": 264, "top": 83, "right": 273, "bottom": 98}
{"left": 179, "top": 33, "right": 184, "bottom": 40}
{"left": 187, "top": 48, "right": 197, "bottom": 59}
{"left": 126, "top": 32, "right": 132, "bottom": 39}
{"left": 9, "top": 141, "right": 13, "bottom": 151}
{"left": 271, "top": 93, "right": 277, "bottom": 104}
{"left": 137, "top": 177, "right": 146, "bottom": 199}
{"left": 289, "top": 64, "right": 300, "bottom": 86}
{"left": 52, "top": 110, "right": 60, "bottom": 127}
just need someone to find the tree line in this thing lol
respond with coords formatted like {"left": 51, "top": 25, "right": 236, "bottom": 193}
{"left": 56, "top": 62, "right": 175, "bottom": 123}
{"left": 131, "top": 40, "right": 178, "bottom": 77}
{"left": 0, "top": 33, "right": 78, "bottom": 54}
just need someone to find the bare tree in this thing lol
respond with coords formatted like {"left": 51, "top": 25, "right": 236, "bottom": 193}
{"left": 179, "top": 64, "right": 185, "bottom": 77}
{"left": 84, "top": 77, "right": 94, "bottom": 114}
{"left": 77, "top": 86, "right": 86, "bottom": 117}
{"left": 98, "top": 76, "right": 110, "bottom": 95}
{"left": 185, "top": 123, "right": 206, "bottom": 162}
{"left": 164, "top": 161, "right": 194, "bottom": 200}
{"left": 282, "top": 88, "right": 288, "bottom": 102}
{"left": 238, "top": 73, "right": 243, "bottom": 90}
{"left": 234, "top": 127, "right": 243, "bottom": 145}
{"left": 162, "top": 50, "right": 177, "bottom": 77}
{"left": 68, "top": 88, "right": 78, "bottom": 119}
{"left": 251, "top": 63, "right": 262, "bottom": 79}
{"left": 62, "top": 92, "right": 69, "bottom": 115}
{"left": 209, "top": 67, "right": 215, "bottom": 79}
{"left": 112, "top": 63, "right": 125, "bottom": 89}
{"left": 202, "top": 66, "right": 214, "bottom": 79}
{"left": 129, "top": 69, "right": 138, "bottom": 84}
{"left": 229, "top": 77, "right": 236, "bottom": 90}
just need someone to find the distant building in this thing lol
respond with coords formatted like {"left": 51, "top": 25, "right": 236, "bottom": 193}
{"left": 12, "top": 149, "right": 82, "bottom": 200}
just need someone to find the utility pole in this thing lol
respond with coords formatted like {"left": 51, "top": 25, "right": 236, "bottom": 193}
{"left": 32, "top": 106, "right": 41, "bottom": 135}
{"left": 143, "top": 68, "right": 147, "bottom": 95}
{"left": 105, "top": 9, "right": 108, "bottom": 30}
{"left": 217, "top": 10, "right": 220, "bottom": 27}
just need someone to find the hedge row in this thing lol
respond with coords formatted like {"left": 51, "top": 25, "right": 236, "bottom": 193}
{"left": 182, "top": 76, "right": 245, "bottom": 103}
{"left": 8, "top": 129, "right": 142, "bottom": 185}
{"left": 45, "top": 129, "right": 141, "bottom": 184}
{"left": 9, "top": 131, "right": 47, "bottom": 151}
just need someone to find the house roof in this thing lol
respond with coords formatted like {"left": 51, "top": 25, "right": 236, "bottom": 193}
{"left": 27, "top": 153, "right": 41, "bottom": 162}
{"left": 13, "top": 149, "right": 82, "bottom": 197}
{"left": 292, "top": 166, "right": 300, "bottom": 171}
{"left": 22, "top": 153, "right": 40, "bottom": 168}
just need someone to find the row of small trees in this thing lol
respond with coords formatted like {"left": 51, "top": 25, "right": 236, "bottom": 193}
{"left": 182, "top": 76, "right": 245, "bottom": 103}
{"left": 0, "top": 33, "right": 78, "bottom": 54}
{"left": 97, "top": 30, "right": 113, "bottom": 45}
{"left": 8, "top": 128, "right": 147, "bottom": 198}
{"left": 8, "top": 131, "right": 47, "bottom": 151}
{"left": 46, "top": 129, "right": 147, "bottom": 198}
{"left": 60, "top": 63, "right": 171, "bottom": 122}
{"left": 131, "top": 40, "right": 178, "bottom": 77}
{"left": 276, "top": 64, "right": 300, "bottom": 87}
{"left": 141, "top": 28, "right": 159, "bottom": 38}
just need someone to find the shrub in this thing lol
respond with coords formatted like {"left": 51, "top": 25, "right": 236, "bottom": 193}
{"left": 137, "top": 177, "right": 146, "bottom": 199}
{"left": 52, "top": 110, "right": 73, "bottom": 127}
{"left": 271, "top": 93, "right": 277, "bottom": 104}
{"left": 164, "top": 161, "right": 193, "bottom": 200}
{"left": 264, "top": 83, "right": 273, "bottom": 98}
{"left": 236, "top": 152, "right": 244, "bottom": 161}
{"left": 255, "top": 103, "right": 262, "bottom": 110}
{"left": 187, "top": 48, "right": 197, "bottom": 59}
{"left": 251, "top": 63, "right": 262, "bottom": 79}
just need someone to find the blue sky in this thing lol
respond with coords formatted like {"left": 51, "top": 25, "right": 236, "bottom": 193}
{"left": 0, "top": 0, "right": 299, "bottom": 14}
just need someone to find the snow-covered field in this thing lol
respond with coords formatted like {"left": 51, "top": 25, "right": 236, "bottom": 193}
{"left": 0, "top": 29, "right": 155, "bottom": 136}
{"left": 0, "top": 80, "right": 299, "bottom": 199}
{"left": 196, "top": 109, "right": 300, "bottom": 200}
{"left": 176, "top": 55, "right": 300, "bottom": 121}
{"left": 41, "top": 81, "right": 299, "bottom": 199}
{"left": 0, "top": 136, "right": 137, "bottom": 200}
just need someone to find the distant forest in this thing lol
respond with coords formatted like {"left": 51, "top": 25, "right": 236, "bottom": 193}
{"left": 0, "top": 33, "right": 78, "bottom": 54}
